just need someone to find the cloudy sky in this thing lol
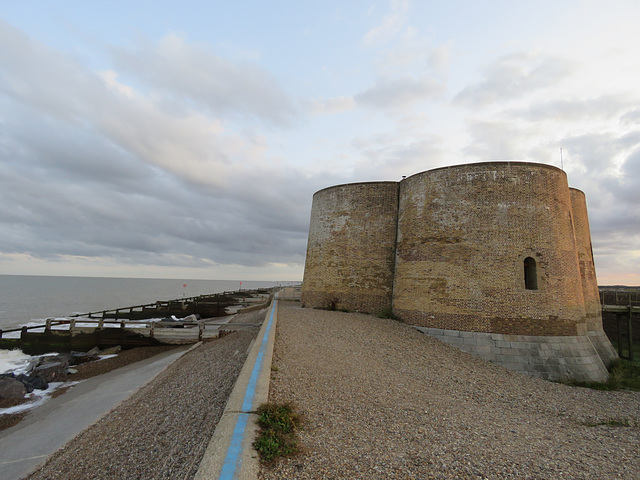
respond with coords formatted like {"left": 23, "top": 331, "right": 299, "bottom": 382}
{"left": 1, "top": 1, "right": 639, "bottom": 284}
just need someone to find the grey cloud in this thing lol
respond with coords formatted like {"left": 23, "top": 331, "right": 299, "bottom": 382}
{"left": 520, "top": 94, "right": 633, "bottom": 122}
{"left": 621, "top": 108, "right": 640, "bottom": 126}
{"left": 462, "top": 119, "right": 524, "bottom": 160}
{"left": 351, "top": 135, "right": 445, "bottom": 180}
{"left": 0, "top": 22, "right": 318, "bottom": 272}
{"left": 613, "top": 147, "right": 640, "bottom": 204}
{"left": 562, "top": 131, "right": 640, "bottom": 171}
{"left": 1, "top": 105, "right": 154, "bottom": 191}
{"left": 428, "top": 45, "right": 451, "bottom": 76}
{"left": 554, "top": 133, "right": 640, "bottom": 284}
{"left": 454, "top": 53, "right": 577, "bottom": 108}
{"left": 110, "top": 34, "right": 299, "bottom": 127}
{"left": 0, "top": 22, "right": 272, "bottom": 191}
{"left": 355, "top": 75, "right": 445, "bottom": 110}
{"left": 0, "top": 151, "right": 313, "bottom": 268}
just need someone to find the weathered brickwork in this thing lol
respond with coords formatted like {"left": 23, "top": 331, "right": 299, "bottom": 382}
{"left": 570, "top": 188, "right": 602, "bottom": 331}
{"left": 394, "top": 163, "right": 586, "bottom": 336}
{"left": 301, "top": 162, "right": 617, "bottom": 381}
{"left": 569, "top": 189, "right": 618, "bottom": 366}
{"left": 301, "top": 182, "right": 398, "bottom": 315}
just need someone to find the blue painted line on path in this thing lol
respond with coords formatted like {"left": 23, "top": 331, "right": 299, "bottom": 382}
{"left": 219, "top": 294, "right": 278, "bottom": 479}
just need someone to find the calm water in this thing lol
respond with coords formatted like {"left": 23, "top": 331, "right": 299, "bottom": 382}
{"left": 0, "top": 275, "right": 280, "bottom": 332}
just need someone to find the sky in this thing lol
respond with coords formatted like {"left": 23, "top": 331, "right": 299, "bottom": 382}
{"left": 0, "top": 1, "right": 639, "bottom": 284}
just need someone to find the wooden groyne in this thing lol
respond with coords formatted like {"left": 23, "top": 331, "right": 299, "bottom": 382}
{"left": 70, "top": 290, "right": 268, "bottom": 320}
{"left": 0, "top": 288, "right": 273, "bottom": 354}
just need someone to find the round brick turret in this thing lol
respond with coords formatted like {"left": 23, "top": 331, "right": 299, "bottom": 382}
{"left": 393, "top": 162, "right": 587, "bottom": 336}
{"left": 301, "top": 182, "right": 398, "bottom": 314}
{"left": 570, "top": 188, "right": 618, "bottom": 365}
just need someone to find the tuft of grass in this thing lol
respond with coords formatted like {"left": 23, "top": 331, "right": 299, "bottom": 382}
{"left": 253, "top": 402, "right": 301, "bottom": 465}
{"left": 582, "top": 417, "right": 632, "bottom": 427}
{"left": 377, "top": 307, "right": 400, "bottom": 321}
{"left": 564, "top": 357, "right": 640, "bottom": 391}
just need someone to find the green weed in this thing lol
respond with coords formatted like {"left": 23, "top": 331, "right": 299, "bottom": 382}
{"left": 565, "top": 357, "right": 640, "bottom": 391}
{"left": 253, "top": 402, "right": 301, "bottom": 464}
{"left": 377, "top": 307, "right": 400, "bottom": 321}
{"left": 582, "top": 417, "right": 632, "bottom": 427}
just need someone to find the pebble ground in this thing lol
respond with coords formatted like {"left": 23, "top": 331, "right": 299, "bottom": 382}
{"left": 260, "top": 301, "right": 640, "bottom": 480}
{"left": 23, "top": 309, "right": 265, "bottom": 480}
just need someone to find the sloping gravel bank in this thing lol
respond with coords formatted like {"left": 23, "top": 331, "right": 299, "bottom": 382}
{"left": 261, "top": 302, "right": 640, "bottom": 480}
{"left": 25, "top": 309, "right": 265, "bottom": 480}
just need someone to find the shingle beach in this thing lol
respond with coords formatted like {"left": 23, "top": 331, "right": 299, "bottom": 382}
{"left": 22, "top": 309, "right": 265, "bottom": 480}
{"left": 6, "top": 299, "right": 640, "bottom": 479}
{"left": 260, "top": 301, "right": 640, "bottom": 480}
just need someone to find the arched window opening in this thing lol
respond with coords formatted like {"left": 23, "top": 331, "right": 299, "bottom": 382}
{"left": 524, "top": 257, "right": 538, "bottom": 290}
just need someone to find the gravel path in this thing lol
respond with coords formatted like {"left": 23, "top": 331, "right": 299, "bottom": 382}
{"left": 24, "top": 309, "right": 266, "bottom": 480}
{"left": 261, "top": 302, "right": 640, "bottom": 480}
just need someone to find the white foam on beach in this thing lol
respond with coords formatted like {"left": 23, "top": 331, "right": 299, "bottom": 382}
{"left": 0, "top": 381, "right": 76, "bottom": 415}
{"left": 0, "top": 350, "right": 61, "bottom": 375}
{"left": 0, "top": 349, "right": 33, "bottom": 375}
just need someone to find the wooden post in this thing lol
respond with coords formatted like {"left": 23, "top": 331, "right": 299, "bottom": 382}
{"left": 616, "top": 313, "right": 625, "bottom": 359}
{"left": 98, "top": 318, "right": 104, "bottom": 329}
{"left": 45, "top": 318, "right": 52, "bottom": 332}
{"left": 199, "top": 323, "right": 203, "bottom": 341}
{"left": 0, "top": 329, "right": 3, "bottom": 339}
{"left": 629, "top": 303, "right": 634, "bottom": 362}
{"left": 21, "top": 326, "right": 27, "bottom": 339}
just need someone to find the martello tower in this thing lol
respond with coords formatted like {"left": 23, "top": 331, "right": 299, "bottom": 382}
{"left": 301, "top": 162, "right": 616, "bottom": 382}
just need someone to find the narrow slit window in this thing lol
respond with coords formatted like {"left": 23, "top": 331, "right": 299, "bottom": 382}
{"left": 524, "top": 257, "right": 538, "bottom": 290}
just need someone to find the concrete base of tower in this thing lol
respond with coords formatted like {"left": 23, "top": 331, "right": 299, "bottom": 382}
{"left": 415, "top": 327, "right": 610, "bottom": 383}
{"left": 587, "top": 329, "right": 619, "bottom": 367}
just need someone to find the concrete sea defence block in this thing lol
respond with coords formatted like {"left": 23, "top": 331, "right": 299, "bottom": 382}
{"left": 421, "top": 328, "right": 609, "bottom": 382}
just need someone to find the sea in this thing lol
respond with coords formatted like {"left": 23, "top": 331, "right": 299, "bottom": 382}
{"left": 0, "top": 274, "right": 282, "bottom": 375}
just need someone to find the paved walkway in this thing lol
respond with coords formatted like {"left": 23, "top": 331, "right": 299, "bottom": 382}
{"left": 0, "top": 345, "right": 190, "bottom": 480}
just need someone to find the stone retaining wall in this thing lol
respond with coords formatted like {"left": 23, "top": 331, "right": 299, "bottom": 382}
{"left": 415, "top": 327, "right": 609, "bottom": 382}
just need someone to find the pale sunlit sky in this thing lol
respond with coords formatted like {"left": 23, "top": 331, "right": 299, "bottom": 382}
{"left": 1, "top": 1, "right": 639, "bottom": 283}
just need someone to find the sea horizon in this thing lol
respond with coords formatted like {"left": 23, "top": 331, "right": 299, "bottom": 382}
{"left": 0, "top": 274, "right": 290, "bottom": 332}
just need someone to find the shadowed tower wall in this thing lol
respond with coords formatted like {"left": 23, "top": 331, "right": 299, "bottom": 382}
{"left": 570, "top": 188, "right": 618, "bottom": 365}
{"left": 301, "top": 182, "right": 398, "bottom": 314}
{"left": 392, "top": 162, "right": 587, "bottom": 336}
{"left": 569, "top": 188, "right": 601, "bottom": 330}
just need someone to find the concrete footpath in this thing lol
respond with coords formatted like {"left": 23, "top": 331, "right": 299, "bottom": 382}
{"left": 0, "top": 344, "right": 192, "bottom": 480}
{"left": 194, "top": 289, "right": 285, "bottom": 480}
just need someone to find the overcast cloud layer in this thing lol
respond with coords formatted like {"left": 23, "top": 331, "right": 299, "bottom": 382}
{"left": 1, "top": 1, "right": 639, "bottom": 283}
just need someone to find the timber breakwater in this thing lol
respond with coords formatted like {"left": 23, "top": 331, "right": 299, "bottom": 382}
{"left": 0, "top": 288, "right": 273, "bottom": 354}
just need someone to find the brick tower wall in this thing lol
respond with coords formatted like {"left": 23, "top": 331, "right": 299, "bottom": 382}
{"left": 392, "top": 162, "right": 587, "bottom": 336}
{"left": 570, "top": 188, "right": 618, "bottom": 365}
{"left": 300, "top": 182, "right": 399, "bottom": 315}
{"left": 569, "top": 188, "right": 602, "bottom": 331}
